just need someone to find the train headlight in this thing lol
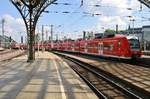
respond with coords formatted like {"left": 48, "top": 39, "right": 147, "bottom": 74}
{"left": 118, "top": 41, "right": 121, "bottom": 47}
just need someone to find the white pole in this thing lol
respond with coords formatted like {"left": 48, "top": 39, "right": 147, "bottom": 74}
{"left": 38, "top": 39, "right": 39, "bottom": 56}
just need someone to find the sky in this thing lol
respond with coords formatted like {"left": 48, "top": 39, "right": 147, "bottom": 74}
{"left": 0, "top": 0, "right": 150, "bottom": 43}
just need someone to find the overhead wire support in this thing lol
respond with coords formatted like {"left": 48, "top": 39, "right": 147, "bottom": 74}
{"left": 10, "top": 0, "right": 57, "bottom": 62}
{"left": 140, "top": 3, "right": 143, "bottom": 11}
{"left": 80, "top": 0, "right": 84, "bottom": 7}
{"left": 138, "top": 0, "right": 150, "bottom": 9}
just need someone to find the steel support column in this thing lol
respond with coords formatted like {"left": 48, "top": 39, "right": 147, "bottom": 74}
{"left": 10, "top": 0, "right": 57, "bottom": 62}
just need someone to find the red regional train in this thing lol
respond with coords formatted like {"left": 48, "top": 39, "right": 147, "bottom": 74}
{"left": 11, "top": 43, "right": 51, "bottom": 50}
{"left": 11, "top": 34, "right": 141, "bottom": 59}
{"left": 54, "top": 34, "right": 141, "bottom": 59}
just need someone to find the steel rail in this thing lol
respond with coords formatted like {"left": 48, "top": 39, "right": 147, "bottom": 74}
{"left": 0, "top": 51, "right": 27, "bottom": 62}
{"left": 53, "top": 51, "right": 150, "bottom": 99}
{"left": 60, "top": 51, "right": 150, "bottom": 68}
{"left": 0, "top": 50, "right": 15, "bottom": 55}
{"left": 64, "top": 59, "right": 108, "bottom": 99}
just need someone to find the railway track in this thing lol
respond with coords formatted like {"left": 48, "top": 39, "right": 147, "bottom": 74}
{"left": 59, "top": 51, "right": 150, "bottom": 68}
{"left": 0, "top": 49, "right": 16, "bottom": 55}
{"left": 53, "top": 52, "right": 150, "bottom": 99}
{"left": 0, "top": 50, "right": 27, "bottom": 62}
{"left": 130, "top": 58, "right": 150, "bottom": 68}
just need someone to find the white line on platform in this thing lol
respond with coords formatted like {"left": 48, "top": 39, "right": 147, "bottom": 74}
{"left": 53, "top": 60, "right": 67, "bottom": 99}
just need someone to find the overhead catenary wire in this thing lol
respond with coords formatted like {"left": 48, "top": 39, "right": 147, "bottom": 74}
{"left": 46, "top": 0, "right": 150, "bottom": 36}
{"left": 52, "top": 1, "right": 145, "bottom": 12}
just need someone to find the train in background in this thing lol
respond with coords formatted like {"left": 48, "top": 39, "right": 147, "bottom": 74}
{"left": 11, "top": 34, "right": 142, "bottom": 59}
{"left": 11, "top": 43, "right": 51, "bottom": 50}
{"left": 54, "top": 34, "right": 141, "bottom": 59}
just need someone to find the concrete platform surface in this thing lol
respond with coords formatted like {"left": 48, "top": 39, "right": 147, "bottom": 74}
{"left": 0, "top": 51, "right": 98, "bottom": 99}
{"left": 142, "top": 55, "right": 150, "bottom": 58}
{"left": 0, "top": 47, "right": 4, "bottom": 51}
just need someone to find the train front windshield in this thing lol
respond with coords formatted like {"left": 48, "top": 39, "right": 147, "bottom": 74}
{"left": 128, "top": 39, "right": 140, "bottom": 50}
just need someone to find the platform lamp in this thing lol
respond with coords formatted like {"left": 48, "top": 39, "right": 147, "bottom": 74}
{"left": 10, "top": 0, "right": 57, "bottom": 62}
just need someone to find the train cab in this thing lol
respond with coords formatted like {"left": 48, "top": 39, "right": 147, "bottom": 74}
{"left": 100, "top": 35, "right": 130, "bottom": 59}
{"left": 127, "top": 36, "right": 141, "bottom": 59}
{"left": 97, "top": 35, "right": 141, "bottom": 59}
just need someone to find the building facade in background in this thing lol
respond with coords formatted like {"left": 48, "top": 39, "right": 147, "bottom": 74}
{"left": 95, "top": 25, "right": 150, "bottom": 51}
{"left": 0, "top": 35, "right": 16, "bottom": 48}
{"left": 125, "top": 25, "right": 150, "bottom": 50}
{"left": 142, "top": 26, "right": 150, "bottom": 50}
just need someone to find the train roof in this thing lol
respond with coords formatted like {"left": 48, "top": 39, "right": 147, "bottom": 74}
{"left": 94, "top": 34, "right": 126, "bottom": 40}
{"left": 114, "top": 34, "right": 126, "bottom": 38}
{"left": 60, "top": 35, "right": 128, "bottom": 44}
{"left": 103, "top": 34, "right": 139, "bottom": 40}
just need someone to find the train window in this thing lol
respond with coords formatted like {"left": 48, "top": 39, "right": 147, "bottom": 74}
{"left": 87, "top": 45, "right": 92, "bottom": 49}
{"left": 110, "top": 44, "right": 114, "bottom": 51}
{"left": 128, "top": 39, "right": 140, "bottom": 50}
{"left": 103, "top": 44, "right": 113, "bottom": 50}
{"left": 90, "top": 45, "right": 94, "bottom": 49}
{"left": 95, "top": 45, "right": 98, "bottom": 49}
{"left": 103, "top": 45, "right": 108, "bottom": 50}
{"left": 86, "top": 44, "right": 88, "bottom": 48}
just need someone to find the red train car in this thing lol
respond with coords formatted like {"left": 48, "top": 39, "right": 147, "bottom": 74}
{"left": 55, "top": 35, "right": 141, "bottom": 59}
{"left": 96, "top": 35, "right": 141, "bottom": 59}
{"left": 11, "top": 43, "right": 27, "bottom": 49}
{"left": 11, "top": 34, "right": 141, "bottom": 60}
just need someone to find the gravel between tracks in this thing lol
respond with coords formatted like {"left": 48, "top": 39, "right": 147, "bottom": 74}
{"left": 55, "top": 52, "right": 150, "bottom": 93}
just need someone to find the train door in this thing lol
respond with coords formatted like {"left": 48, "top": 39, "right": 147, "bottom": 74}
{"left": 84, "top": 43, "right": 87, "bottom": 53}
{"left": 98, "top": 43, "right": 103, "bottom": 55}
{"left": 72, "top": 43, "right": 75, "bottom": 51}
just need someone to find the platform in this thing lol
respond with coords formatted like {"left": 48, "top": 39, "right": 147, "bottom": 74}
{"left": 142, "top": 51, "right": 150, "bottom": 56}
{"left": 0, "top": 51, "right": 98, "bottom": 99}
{"left": 0, "top": 47, "right": 4, "bottom": 51}
{"left": 55, "top": 52, "right": 150, "bottom": 93}
{"left": 141, "top": 55, "right": 150, "bottom": 59}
